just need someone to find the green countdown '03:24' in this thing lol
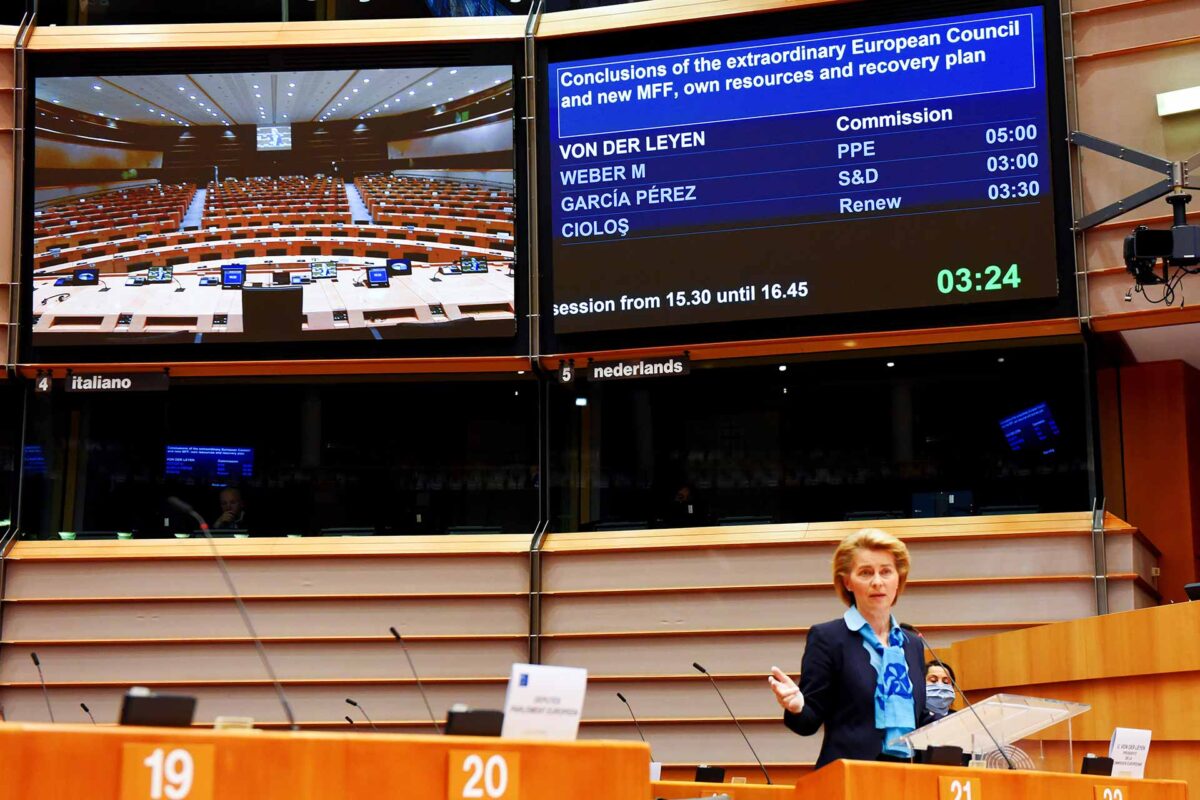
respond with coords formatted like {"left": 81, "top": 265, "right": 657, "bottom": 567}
{"left": 936, "top": 264, "right": 1022, "bottom": 294}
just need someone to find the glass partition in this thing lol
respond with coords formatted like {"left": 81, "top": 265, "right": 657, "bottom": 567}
{"left": 548, "top": 344, "right": 1093, "bottom": 532}
{"left": 20, "top": 376, "right": 540, "bottom": 538}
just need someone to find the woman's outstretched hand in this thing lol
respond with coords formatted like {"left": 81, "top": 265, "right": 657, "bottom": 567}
{"left": 768, "top": 666, "right": 804, "bottom": 714}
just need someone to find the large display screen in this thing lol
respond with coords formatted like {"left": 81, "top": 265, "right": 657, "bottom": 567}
{"left": 30, "top": 66, "right": 516, "bottom": 347}
{"left": 547, "top": 6, "right": 1061, "bottom": 334}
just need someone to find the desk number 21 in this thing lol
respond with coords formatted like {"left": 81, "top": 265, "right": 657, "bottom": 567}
{"left": 940, "top": 776, "right": 982, "bottom": 800}
{"left": 143, "top": 748, "right": 194, "bottom": 799}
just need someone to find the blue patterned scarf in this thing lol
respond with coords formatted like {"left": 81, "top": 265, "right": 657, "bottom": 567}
{"left": 857, "top": 623, "right": 915, "bottom": 758}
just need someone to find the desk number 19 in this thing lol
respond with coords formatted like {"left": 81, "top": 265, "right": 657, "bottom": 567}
{"left": 143, "top": 748, "right": 194, "bottom": 799}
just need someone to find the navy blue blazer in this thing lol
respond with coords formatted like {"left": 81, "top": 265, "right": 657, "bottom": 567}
{"left": 783, "top": 617, "right": 929, "bottom": 768}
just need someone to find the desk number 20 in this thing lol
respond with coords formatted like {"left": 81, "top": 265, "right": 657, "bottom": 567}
{"left": 142, "top": 748, "right": 194, "bottom": 799}
{"left": 462, "top": 754, "right": 508, "bottom": 799}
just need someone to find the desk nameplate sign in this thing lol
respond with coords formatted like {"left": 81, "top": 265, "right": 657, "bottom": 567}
{"left": 1108, "top": 728, "right": 1151, "bottom": 779}
{"left": 500, "top": 663, "right": 587, "bottom": 742}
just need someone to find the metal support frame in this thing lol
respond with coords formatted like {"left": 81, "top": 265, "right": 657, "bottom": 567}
{"left": 523, "top": 0, "right": 544, "bottom": 362}
{"left": 524, "top": 0, "right": 548, "bottom": 667}
{"left": 1069, "top": 131, "right": 1186, "bottom": 231}
{"left": 9, "top": 11, "right": 35, "bottom": 370}
{"left": 1091, "top": 500, "right": 1108, "bottom": 615}
{"left": 527, "top": 520, "right": 550, "bottom": 664}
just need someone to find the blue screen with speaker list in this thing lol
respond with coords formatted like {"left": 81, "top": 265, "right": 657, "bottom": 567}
{"left": 548, "top": 6, "right": 1061, "bottom": 334}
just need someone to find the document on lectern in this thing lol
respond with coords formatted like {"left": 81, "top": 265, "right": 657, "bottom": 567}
{"left": 501, "top": 663, "right": 588, "bottom": 741}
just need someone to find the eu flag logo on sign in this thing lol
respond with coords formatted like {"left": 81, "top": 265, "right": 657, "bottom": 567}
{"left": 519, "top": 674, "right": 529, "bottom": 687}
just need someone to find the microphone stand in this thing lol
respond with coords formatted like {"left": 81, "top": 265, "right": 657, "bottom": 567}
{"left": 901, "top": 623, "right": 1014, "bottom": 770}
{"left": 168, "top": 497, "right": 298, "bottom": 731}
{"left": 30, "top": 653, "right": 54, "bottom": 722}
{"left": 616, "top": 692, "right": 653, "bottom": 761}
{"left": 693, "top": 662, "right": 771, "bottom": 784}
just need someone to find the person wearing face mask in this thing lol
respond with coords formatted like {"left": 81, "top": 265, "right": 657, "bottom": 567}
{"left": 767, "top": 529, "right": 932, "bottom": 768}
{"left": 925, "top": 661, "right": 957, "bottom": 720}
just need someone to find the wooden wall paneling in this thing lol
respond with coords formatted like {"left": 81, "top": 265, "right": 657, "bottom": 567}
{"left": 4, "top": 552, "right": 531, "bottom": 598}
{"left": 0, "top": 639, "right": 531, "bottom": 683}
{"left": 949, "top": 600, "right": 1199, "bottom": 689}
{"left": 1078, "top": 33, "right": 1200, "bottom": 325}
{"left": 0, "top": 596, "right": 530, "bottom": 640}
{"left": 0, "top": 681, "right": 508, "bottom": 727}
{"left": 541, "top": 534, "right": 1110, "bottom": 591}
{"left": 542, "top": 581, "right": 1102, "bottom": 634}
{"left": 1096, "top": 366, "right": 1128, "bottom": 520}
{"left": 1117, "top": 361, "right": 1200, "bottom": 599}
{"left": 0, "top": 26, "right": 15, "bottom": 355}
{"left": 24, "top": 18, "right": 525, "bottom": 50}
{"left": 0, "top": 537, "right": 533, "bottom": 731}
{"left": 543, "top": 632, "right": 804, "bottom": 676}
{"left": 536, "top": 0, "right": 848, "bottom": 38}
{"left": 1073, "top": 0, "right": 1200, "bottom": 56}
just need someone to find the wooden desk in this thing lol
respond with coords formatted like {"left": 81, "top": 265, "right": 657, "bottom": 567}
{"left": 0, "top": 722, "right": 649, "bottom": 800}
{"left": 652, "top": 779, "right": 793, "bottom": 800}
{"left": 949, "top": 602, "right": 1200, "bottom": 792}
{"left": 793, "top": 760, "right": 1186, "bottom": 800}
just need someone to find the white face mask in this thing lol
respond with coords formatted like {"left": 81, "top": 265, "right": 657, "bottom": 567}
{"left": 926, "top": 681, "right": 955, "bottom": 714}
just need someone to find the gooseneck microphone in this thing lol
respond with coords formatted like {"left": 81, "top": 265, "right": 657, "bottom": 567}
{"left": 345, "top": 715, "right": 356, "bottom": 728}
{"left": 693, "top": 662, "right": 771, "bottom": 784}
{"left": 167, "top": 496, "right": 298, "bottom": 731}
{"left": 80, "top": 702, "right": 97, "bottom": 725}
{"left": 389, "top": 626, "right": 440, "bottom": 734}
{"left": 900, "top": 623, "right": 1014, "bottom": 770}
{"left": 30, "top": 652, "right": 54, "bottom": 722}
{"left": 345, "top": 697, "right": 378, "bottom": 731}
{"left": 616, "top": 692, "right": 654, "bottom": 760}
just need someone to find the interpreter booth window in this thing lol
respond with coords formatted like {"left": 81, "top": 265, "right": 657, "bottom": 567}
{"left": 19, "top": 377, "right": 539, "bottom": 539}
{"left": 0, "top": 384, "right": 24, "bottom": 534}
{"left": 548, "top": 345, "right": 1092, "bottom": 532}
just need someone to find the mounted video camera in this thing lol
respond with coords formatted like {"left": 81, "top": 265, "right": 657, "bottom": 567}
{"left": 1123, "top": 195, "right": 1200, "bottom": 285}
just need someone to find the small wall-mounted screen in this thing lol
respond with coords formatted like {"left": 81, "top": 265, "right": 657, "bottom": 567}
{"left": 256, "top": 125, "right": 292, "bottom": 152}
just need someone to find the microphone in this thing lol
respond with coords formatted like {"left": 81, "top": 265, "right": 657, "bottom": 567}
{"left": 345, "top": 715, "right": 356, "bottom": 728}
{"left": 692, "top": 662, "right": 771, "bottom": 784}
{"left": 30, "top": 652, "right": 54, "bottom": 722}
{"left": 616, "top": 692, "right": 654, "bottom": 760}
{"left": 345, "top": 697, "right": 378, "bottom": 732}
{"left": 388, "top": 626, "right": 440, "bottom": 734}
{"left": 167, "top": 496, "right": 298, "bottom": 731}
{"left": 900, "top": 623, "right": 1014, "bottom": 770}
{"left": 80, "top": 702, "right": 97, "bottom": 725}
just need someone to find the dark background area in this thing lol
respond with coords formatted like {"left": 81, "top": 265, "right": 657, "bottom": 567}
{"left": 17, "top": 343, "right": 1093, "bottom": 538}
{"left": 548, "top": 343, "right": 1092, "bottom": 531}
